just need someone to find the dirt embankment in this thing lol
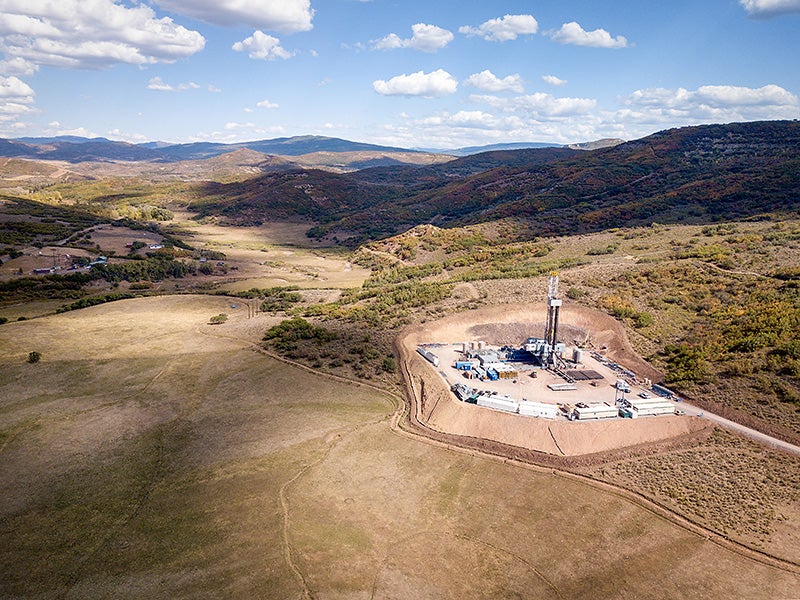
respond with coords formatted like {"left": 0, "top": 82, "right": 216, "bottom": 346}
{"left": 396, "top": 302, "right": 709, "bottom": 459}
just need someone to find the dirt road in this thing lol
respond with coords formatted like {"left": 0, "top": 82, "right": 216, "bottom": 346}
{"left": 679, "top": 401, "right": 800, "bottom": 456}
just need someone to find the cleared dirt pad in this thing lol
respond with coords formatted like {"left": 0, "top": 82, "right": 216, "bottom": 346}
{"left": 399, "top": 302, "right": 708, "bottom": 456}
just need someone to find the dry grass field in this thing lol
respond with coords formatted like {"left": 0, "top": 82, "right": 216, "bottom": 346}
{"left": 1, "top": 296, "right": 798, "bottom": 598}
{"left": 172, "top": 214, "right": 371, "bottom": 292}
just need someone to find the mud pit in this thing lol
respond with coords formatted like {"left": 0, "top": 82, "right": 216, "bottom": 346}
{"left": 399, "top": 303, "right": 709, "bottom": 457}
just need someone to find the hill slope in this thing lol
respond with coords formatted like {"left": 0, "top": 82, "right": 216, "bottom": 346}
{"left": 191, "top": 121, "right": 800, "bottom": 240}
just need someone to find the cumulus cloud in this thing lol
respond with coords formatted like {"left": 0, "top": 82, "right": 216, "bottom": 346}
{"left": 0, "top": 57, "right": 38, "bottom": 77}
{"left": 373, "top": 69, "right": 458, "bottom": 97}
{"left": 0, "top": 0, "right": 205, "bottom": 69}
{"left": 464, "top": 70, "right": 524, "bottom": 93}
{"left": 474, "top": 92, "right": 597, "bottom": 117}
{"left": 622, "top": 84, "right": 800, "bottom": 123}
{"left": 257, "top": 99, "right": 279, "bottom": 109}
{"left": 542, "top": 75, "right": 567, "bottom": 86}
{"left": 154, "top": 0, "right": 314, "bottom": 33}
{"left": 232, "top": 31, "right": 293, "bottom": 60}
{"left": 740, "top": 0, "right": 800, "bottom": 17}
{"left": 372, "top": 23, "right": 454, "bottom": 52}
{"left": 146, "top": 77, "right": 201, "bottom": 92}
{"left": 551, "top": 22, "right": 628, "bottom": 48}
{"left": 459, "top": 14, "right": 539, "bottom": 42}
{"left": 0, "top": 75, "right": 34, "bottom": 101}
{"left": 0, "top": 75, "right": 36, "bottom": 122}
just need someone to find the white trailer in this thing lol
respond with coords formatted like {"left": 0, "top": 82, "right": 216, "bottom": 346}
{"left": 518, "top": 400, "right": 559, "bottom": 419}
{"left": 574, "top": 403, "right": 618, "bottom": 420}
{"left": 547, "top": 383, "right": 577, "bottom": 391}
{"left": 629, "top": 399, "right": 675, "bottom": 416}
{"left": 417, "top": 346, "right": 440, "bottom": 367}
{"left": 477, "top": 395, "right": 519, "bottom": 414}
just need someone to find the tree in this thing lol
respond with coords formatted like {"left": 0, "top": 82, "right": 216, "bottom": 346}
{"left": 208, "top": 313, "right": 228, "bottom": 325}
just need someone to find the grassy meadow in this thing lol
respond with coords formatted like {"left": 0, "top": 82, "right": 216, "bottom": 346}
{"left": 1, "top": 296, "right": 798, "bottom": 598}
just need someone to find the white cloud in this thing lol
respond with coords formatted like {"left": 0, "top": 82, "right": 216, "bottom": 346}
{"left": 146, "top": 77, "right": 201, "bottom": 92}
{"left": 474, "top": 92, "right": 597, "bottom": 117}
{"left": 0, "top": 75, "right": 34, "bottom": 101}
{"left": 0, "top": 74, "right": 36, "bottom": 128}
{"left": 464, "top": 70, "right": 524, "bottom": 93}
{"left": 551, "top": 22, "right": 628, "bottom": 48}
{"left": 0, "top": 0, "right": 205, "bottom": 69}
{"left": 257, "top": 99, "right": 280, "bottom": 109}
{"left": 154, "top": 0, "right": 314, "bottom": 33}
{"left": 224, "top": 121, "right": 256, "bottom": 131}
{"left": 232, "top": 31, "right": 293, "bottom": 60}
{"left": 459, "top": 14, "right": 538, "bottom": 42}
{"left": 621, "top": 84, "right": 800, "bottom": 124}
{"left": 740, "top": 0, "right": 800, "bottom": 17}
{"left": 373, "top": 69, "right": 458, "bottom": 97}
{"left": 147, "top": 77, "right": 174, "bottom": 92}
{"left": 0, "top": 57, "right": 38, "bottom": 77}
{"left": 542, "top": 75, "right": 567, "bottom": 86}
{"left": 107, "top": 128, "right": 148, "bottom": 143}
{"left": 207, "top": 84, "right": 222, "bottom": 93}
{"left": 372, "top": 23, "right": 454, "bottom": 52}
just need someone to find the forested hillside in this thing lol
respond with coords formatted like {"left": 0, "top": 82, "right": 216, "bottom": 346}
{"left": 190, "top": 121, "right": 800, "bottom": 243}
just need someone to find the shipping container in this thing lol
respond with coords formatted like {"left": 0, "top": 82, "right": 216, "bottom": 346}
{"left": 574, "top": 403, "right": 618, "bottom": 420}
{"left": 629, "top": 398, "right": 675, "bottom": 416}
{"left": 417, "top": 346, "right": 440, "bottom": 367}
{"left": 518, "top": 401, "right": 559, "bottom": 419}
{"left": 476, "top": 395, "right": 519, "bottom": 413}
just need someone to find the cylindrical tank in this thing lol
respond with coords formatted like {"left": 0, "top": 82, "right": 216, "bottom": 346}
{"left": 477, "top": 341, "right": 485, "bottom": 350}
{"left": 573, "top": 348, "right": 584, "bottom": 363}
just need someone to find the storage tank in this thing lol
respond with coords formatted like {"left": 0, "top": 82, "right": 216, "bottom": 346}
{"left": 573, "top": 348, "right": 584, "bottom": 363}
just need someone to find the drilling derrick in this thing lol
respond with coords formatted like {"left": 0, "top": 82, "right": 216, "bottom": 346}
{"left": 544, "top": 272, "right": 561, "bottom": 367}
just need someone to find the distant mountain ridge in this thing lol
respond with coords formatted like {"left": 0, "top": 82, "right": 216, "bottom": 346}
{"left": 0, "top": 135, "right": 421, "bottom": 163}
{"left": 0, "top": 134, "right": 621, "bottom": 164}
{"left": 191, "top": 120, "right": 800, "bottom": 241}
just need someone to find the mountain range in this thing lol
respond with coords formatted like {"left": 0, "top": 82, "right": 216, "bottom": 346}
{"left": 189, "top": 121, "right": 800, "bottom": 242}
{"left": 0, "top": 134, "right": 599, "bottom": 164}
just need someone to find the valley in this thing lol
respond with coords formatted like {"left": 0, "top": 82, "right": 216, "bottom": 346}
{"left": 0, "top": 122, "right": 799, "bottom": 598}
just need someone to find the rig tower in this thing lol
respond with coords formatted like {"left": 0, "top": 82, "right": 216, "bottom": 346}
{"left": 544, "top": 272, "right": 561, "bottom": 367}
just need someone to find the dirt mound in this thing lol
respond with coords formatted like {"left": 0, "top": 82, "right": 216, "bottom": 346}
{"left": 398, "top": 302, "right": 707, "bottom": 457}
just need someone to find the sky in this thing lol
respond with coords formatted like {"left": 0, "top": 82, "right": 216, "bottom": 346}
{"left": 0, "top": 0, "right": 799, "bottom": 149}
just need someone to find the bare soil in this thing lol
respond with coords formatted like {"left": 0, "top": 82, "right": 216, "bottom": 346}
{"left": 398, "top": 302, "right": 703, "bottom": 457}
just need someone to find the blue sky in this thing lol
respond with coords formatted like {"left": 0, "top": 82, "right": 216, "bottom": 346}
{"left": 1, "top": 0, "right": 799, "bottom": 149}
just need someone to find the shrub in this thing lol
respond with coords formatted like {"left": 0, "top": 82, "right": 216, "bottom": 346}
{"left": 27, "top": 351, "right": 41, "bottom": 364}
{"left": 208, "top": 313, "right": 228, "bottom": 325}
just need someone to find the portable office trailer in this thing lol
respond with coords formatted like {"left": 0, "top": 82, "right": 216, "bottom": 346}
{"left": 518, "top": 401, "right": 559, "bottom": 419}
{"left": 574, "top": 403, "right": 618, "bottom": 420}
{"left": 417, "top": 347, "right": 440, "bottom": 367}
{"left": 547, "top": 383, "right": 577, "bottom": 391}
{"left": 629, "top": 399, "right": 675, "bottom": 416}
{"left": 628, "top": 397, "right": 673, "bottom": 407}
{"left": 476, "top": 395, "right": 519, "bottom": 413}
